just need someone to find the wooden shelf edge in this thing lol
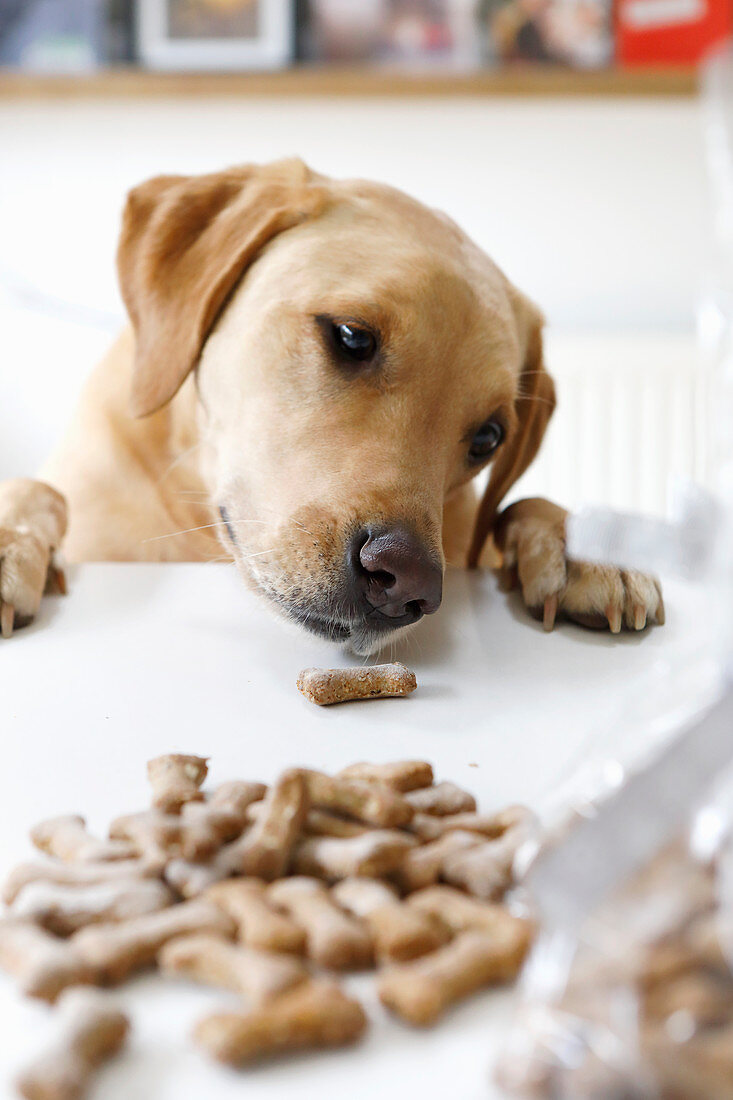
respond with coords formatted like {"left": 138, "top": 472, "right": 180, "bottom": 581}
{"left": 0, "top": 65, "right": 698, "bottom": 99}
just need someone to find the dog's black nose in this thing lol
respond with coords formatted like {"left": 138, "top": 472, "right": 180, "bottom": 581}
{"left": 350, "top": 526, "right": 443, "bottom": 621}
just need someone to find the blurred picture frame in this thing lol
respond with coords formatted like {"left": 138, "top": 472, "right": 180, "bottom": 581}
{"left": 481, "top": 0, "right": 613, "bottom": 67}
{"left": 303, "top": 1, "right": 484, "bottom": 68}
{"left": 137, "top": 0, "right": 293, "bottom": 71}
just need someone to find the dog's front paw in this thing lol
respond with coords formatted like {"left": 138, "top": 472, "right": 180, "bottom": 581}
{"left": 495, "top": 498, "right": 665, "bottom": 634}
{"left": 0, "top": 479, "right": 67, "bottom": 638}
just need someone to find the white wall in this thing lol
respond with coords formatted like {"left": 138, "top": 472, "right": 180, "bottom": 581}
{"left": 0, "top": 94, "right": 708, "bottom": 507}
{"left": 0, "top": 94, "right": 708, "bottom": 330}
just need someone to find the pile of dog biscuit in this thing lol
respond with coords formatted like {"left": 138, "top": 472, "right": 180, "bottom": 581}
{"left": 1, "top": 755, "right": 535, "bottom": 1098}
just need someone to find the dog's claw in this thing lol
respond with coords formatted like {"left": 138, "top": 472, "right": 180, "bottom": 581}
{"left": 656, "top": 591, "right": 666, "bottom": 626}
{"left": 46, "top": 563, "right": 67, "bottom": 596}
{"left": 606, "top": 603, "right": 622, "bottom": 634}
{"left": 633, "top": 603, "right": 647, "bottom": 631}
{"left": 543, "top": 594, "right": 558, "bottom": 632}
{"left": 1, "top": 601, "right": 14, "bottom": 639}
{"left": 497, "top": 564, "right": 519, "bottom": 593}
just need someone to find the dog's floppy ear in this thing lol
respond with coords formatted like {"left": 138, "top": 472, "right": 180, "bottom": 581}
{"left": 117, "top": 158, "right": 325, "bottom": 417}
{"left": 467, "top": 294, "right": 556, "bottom": 567}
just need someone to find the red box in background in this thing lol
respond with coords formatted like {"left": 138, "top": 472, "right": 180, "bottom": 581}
{"left": 617, "top": 0, "right": 732, "bottom": 64}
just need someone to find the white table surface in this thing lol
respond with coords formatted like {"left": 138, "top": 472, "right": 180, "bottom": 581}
{"left": 0, "top": 562, "right": 712, "bottom": 1100}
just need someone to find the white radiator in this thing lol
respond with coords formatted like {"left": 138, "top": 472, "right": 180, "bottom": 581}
{"left": 509, "top": 331, "right": 703, "bottom": 519}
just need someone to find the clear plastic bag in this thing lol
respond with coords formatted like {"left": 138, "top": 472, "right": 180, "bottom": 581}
{"left": 496, "top": 45, "right": 733, "bottom": 1100}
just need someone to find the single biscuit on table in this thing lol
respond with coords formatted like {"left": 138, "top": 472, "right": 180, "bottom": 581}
{"left": 205, "top": 879, "right": 306, "bottom": 954}
{"left": 194, "top": 980, "right": 367, "bottom": 1065}
{"left": 332, "top": 878, "right": 450, "bottom": 962}
{"left": 268, "top": 877, "right": 373, "bottom": 970}
{"left": 297, "top": 663, "right": 417, "bottom": 706}
{"left": 292, "top": 830, "right": 415, "bottom": 881}
{"left": 71, "top": 899, "right": 235, "bottom": 984}
{"left": 10, "top": 878, "right": 175, "bottom": 937}
{"left": 31, "top": 816, "right": 136, "bottom": 864}
{"left": 159, "top": 932, "right": 307, "bottom": 1003}
{"left": 299, "top": 769, "right": 413, "bottom": 828}
{"left": 404, "top": 781, "right": 477, "bottom": 817}
{"left": 16, "top": 987, "right": 129, "bottom": 1100}
{"left": 147, "top": 754, "right": 209, "bottom": 814}
{"left": 0, "top": 918, "right": 95, "bottom": 1002}
{"left": 378, "top": 929, "right": 528, "bottom": 1026}
{"left": 335, "top": 761, "right": 434, "bottom": 792}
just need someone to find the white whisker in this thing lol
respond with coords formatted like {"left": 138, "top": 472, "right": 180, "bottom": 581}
{"left": 158, "top": 442, "right": 205, "bottom": 482}
{"left": 142, "top": 522, "right": 228, "bottom": 543}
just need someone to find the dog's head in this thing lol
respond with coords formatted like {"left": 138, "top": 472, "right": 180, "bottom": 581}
{"left": 118, "top": 158, "right": 554, "bottom": 653}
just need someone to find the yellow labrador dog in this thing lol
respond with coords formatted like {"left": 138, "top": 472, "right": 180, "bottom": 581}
{"left": 0, "top": 158, "right": 663, "bottom": 653}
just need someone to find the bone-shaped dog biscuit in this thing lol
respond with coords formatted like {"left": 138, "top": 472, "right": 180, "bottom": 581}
{"left": 268, "top": 878, "right": 373, "bottom": 969}
{"left": 219, "top": 769, "right": 308, "bottom": 881}
{"left": 110, "top": 803, "right": 244, "bottom": 863}
{"left": 303, "top": 808, "right": 372, "bottom": 838}
{"left": 205, "top": 879, "right": 305, "bottom": 954}
{"left": 163, "top": 799, "right": 283, "bottom": 895}
{"left": 441, "top": 818, "right": 534, "bottom": 900}
{"left": 159, "top": 932, "right": 307, "bottom": 1003}
{"left": 194, "top": 980, "right": 367, "bottom": 1065}
{"left": 335, "top": 761, "right": 434, "bottom": 792}
{"left": 0, "top": 919, "right": 95, "bottom": 1002}
{"left": 408, "top": 885, "right": 531, "bottom": 934}
{"left": 108, "top": 811, "right": 184, "bottom": 861}
{"left": 210, "top": 779, "right": 267, "bottom": 816}
{"left": 164, "top": 858, "right": 228, "bottom": 899}
{"left": 71, "top": 899, "right": 235, "bottom": 983}
{"left": 332, "top": 878, "right": 450, "bottom": 962}
{"left": 16, "top": 987, "right": 129, "bottom": 1100}
{"left": 31, "top": 816, "right": 136, "bottom": 863}
{"left": 406, "top": 886, "right": 533, "bottom": 965}
{"left": 3, "top": 857, "right": 164, "bottom": 906}
{"left": 297, "top": 663, "right": 417, "bottom": 705}
{"left": 247, "top": 800, "right": 373, "bottom": 839}
{"left": 299, "top": 769, "right": 413, "bottom": 828}
{"left": 393, "top": 830, "right": 483, "bottom": 893}
{"left": 331, "top": 877, "right": 398, "bottom": 915}
{"left": 292, "top": 830, "right": 415, "bottom": 881}
{"left": 147, "top": 753, "right": 209, "bottom": 813}
{"left": 180, "top": 800, "right": 251, "bottom": 846}
{"left": 408, "top": 804, "right": 534, "bottom": 841}
{"left": 11, "top": 878, "right": 175, "bottom": 937}
{"left": 378, "top": 929, "right": 525, "bottom": 1025}
{"left": 159, "top": 796, "right": 269, "bottom": 892}
{"left": 404, "top": 781, "right": 477, "bottom": 816}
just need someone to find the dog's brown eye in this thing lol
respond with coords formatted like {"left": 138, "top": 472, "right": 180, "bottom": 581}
{"left": 332, "top": 322, "right": 376, "bottom": 362}
{"left": 468, "top": 419, "right": 504, "bottom": 462}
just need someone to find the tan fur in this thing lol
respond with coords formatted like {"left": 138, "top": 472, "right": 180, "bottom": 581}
{"left": 1, "top": 158, "right": 663, "bottom": 648}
